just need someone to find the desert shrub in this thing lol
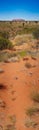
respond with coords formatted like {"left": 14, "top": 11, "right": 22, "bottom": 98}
{"left": 31, "top": 92, "right": 39, "bottom": 103}
{"left": 0, "top": 31, "right": 9, "bottom": 39}
{"left": 0, "top": 37, "right": 13, "bottom": 50}
{"left": 26, "top": 107, "right": 39, "bottom": 116}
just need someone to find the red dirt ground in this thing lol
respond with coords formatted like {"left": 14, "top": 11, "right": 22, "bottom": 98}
{"left": 0, "top": 57, "right": 39, "bottom": 130}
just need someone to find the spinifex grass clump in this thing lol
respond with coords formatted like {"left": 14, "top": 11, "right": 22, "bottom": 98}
{"left": 31, "top": 92, "right": 39, "bottom": 103}
{"left": 5, "top": 124, "right": 16, "bottom": 130}
{"left": 25, "top": 119, "right": 37, "bottom": 128}
{"left": 26, "top": 107, "right": 39, "bottom": 116}
{"left": 5, "top": 115, "right": 16, "bottom": 130}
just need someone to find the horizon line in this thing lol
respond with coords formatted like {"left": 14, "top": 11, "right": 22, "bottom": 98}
{"left": 0, "top": 18, "right": 39, "bottom": 22}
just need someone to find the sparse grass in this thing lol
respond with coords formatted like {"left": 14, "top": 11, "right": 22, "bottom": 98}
{"left": 26, "top": 107, "right": 39, "bottom": 116}
{"left": 31, "top": 92, "right": 39, "bottom": 103}
{"left": 5, "top": 115, "right": 16, "bottom": 130}
{"left": 10, "top": 115, "right": 16, "bottom": 124}
{"left": 25, "top": 119, "right": 38, "bottom": 128}
{"left": 0, "top": 51, "right": 17, "bottom": 62}
{"left": 0, "top": 51, "right": 10, "bottom": 62}
{"left": 27, "top": 50, "right": 39, "bottom": 57}
{"left": 5, "top": 124, "right": 16, "bottom": 130}
{"left": 13, "top": 34, "right": 33, "bottom": 45}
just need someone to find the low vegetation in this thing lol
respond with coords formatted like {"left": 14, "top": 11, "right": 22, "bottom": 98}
{"left": 13, "top": 34, "right": 33, "bottom": 45}
{"left": 26, "top": 107, "right": 39, "bottom": 116}
{"left": 19, "top": 50, "right": 27, "bottom": 57}
{"left": 31, "top": 92, "right": 39, "bottom": 103}
{"left": 25, "top": 90, "right": 39, "bottom": 128}
{"left": 33, "top": 29, "right": 39, "bottom": 49}
{"left": 5, "top": 115, "right": 16, "bottom": 130}
{"left": 0, "top": 51, "right": 17, "bottom": 62}
{"left": 33, "top": 29, "right": 39, "bottom": 40}
{"left": 0, "top": 31, "right": 9, "bottom": 39}
{"left": 10, "top": 115, "right": 16, "bottom": 124}
{"left": 5, "top": 124, "right": 16, "bottom": 130}
{"left": 0, "top": 37, "right": 13, "bottom": 50}
{"left": 25, "top": 119, "right": 38, "bottom": 128}
{"left": 0, "top": 21, "right": 39, "bottom": 39}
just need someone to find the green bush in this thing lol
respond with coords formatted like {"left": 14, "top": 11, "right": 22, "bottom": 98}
{"left": 0, "top": 37, "right": 13, "bottom": 50}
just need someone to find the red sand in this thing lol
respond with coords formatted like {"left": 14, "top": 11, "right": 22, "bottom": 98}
{"left": 0, "top": 57, "right": 39, "bottom": 130}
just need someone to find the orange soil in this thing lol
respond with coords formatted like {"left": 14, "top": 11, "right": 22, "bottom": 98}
{"left": 0, "top": 57, "right": 39, "bottom": 130}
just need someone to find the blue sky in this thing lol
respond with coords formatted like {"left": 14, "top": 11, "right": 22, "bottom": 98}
{"left": 0, "top": 0, "right": 39, "bottom": 20}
